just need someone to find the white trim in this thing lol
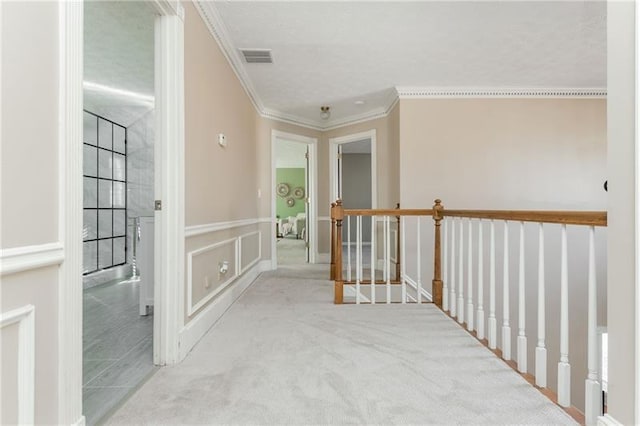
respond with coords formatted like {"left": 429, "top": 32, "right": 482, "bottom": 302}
{"left": 239, "top": 231, "right": 261, "bottom": 274}
{"left": 271, "top": 130, "right": 319, "bottom": 268}
{"left": 318, "top": 216, "right": 331, "bottom": 222}
{"left": 1, "top": 305, "right": 36, "bottom": 425}
{"left": 153, "top": 6, "right": 186, "bottom": 366}
{"left": 57, "top": 0, "right": 84, "bottom": 423}
{"left": 329, "top": 129, "right": 378, "bottom": 209}
{"left": 635, "top": 1, "right": 640, "bottom": 422}
{"left": 178, "top": 259, "right": 271, "bottom": 360}
{"left": 187, "top": 237, "right": 239, "bottom": 317}
{"left": 1, "top": 242, "right": 64, "bottom": 276}
{"left": 185, "top": 218, "right": 263, "bottom": 237}
{"left": 405, "top": 276, "right": 433, "bottom": 302}
{"left": 598, "top": 414, "right": 624, "bottom": 426}
{"left": 395, "top": 86, "right": 607, "bottom": 99}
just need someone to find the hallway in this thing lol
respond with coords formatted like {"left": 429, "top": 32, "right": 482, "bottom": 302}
{"left": 108, "top": 264, "right": 576, "bottom": 425}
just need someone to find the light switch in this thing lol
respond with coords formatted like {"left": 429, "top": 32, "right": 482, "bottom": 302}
{"left": 218, "top": 133, "right": 227, "bottom": 147}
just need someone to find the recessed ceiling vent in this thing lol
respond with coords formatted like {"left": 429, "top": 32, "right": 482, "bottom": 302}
{"left": 240, "top": 49, "right": 273, "bottom": 64}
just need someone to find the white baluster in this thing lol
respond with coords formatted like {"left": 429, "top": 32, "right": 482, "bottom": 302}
{"left": 386, "top": 216, "right": 391, "bottom": 304}
{"left": 585, "top": 226, "right": 601, "bottom": 425}
{"left": 371, "top": 216, "right": 376, "bottom": 304}
{"left": 417, "top": 217, "right": 422, "bottom": 304}
{"left": 450, "top": 217, "right": 457, "bottom": 316}
{"left": 488, "top": 220, "right": 497, "bottom": 349}
{"left": 477, "top": 220, "right": 485, "bottom": 340}
{"left": 401, "top": 216, "right": 407, "bottom": 304}
{"left": 558, "top": 224, "right": 571, "bottom": 407}
{"left": 382, "top": 217, "right": 386, "bottom": 297}
{"left": 443, "top": 219, "right": 449, "bottom": 311}
{"left": 517, "top": 221, "right": 527, "bottom": 373}
{"left": 356, "top": 215, "right": 361, "bottom": 304}
{"left": 458, "top": 218, "right": 465, "bottom": 324}
{"left": 502, "top": 220, "right": 511, "bottom": 361}
{"left": 347, "top": 216, "right": 352, "bottom": 282}
{"left": 467, "top": 219, "right": 474, "bottom": 331}
{"left": 536, "top": 223, "right": 547, "bottom": 387}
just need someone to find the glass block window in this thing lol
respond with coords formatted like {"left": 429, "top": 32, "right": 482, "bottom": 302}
{"left": 83, "top": 111, "right": 127, "bottom": 274}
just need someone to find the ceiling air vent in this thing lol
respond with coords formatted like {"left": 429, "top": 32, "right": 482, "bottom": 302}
{"left": 240, "top": 49, "right": 273, "bottom": 64}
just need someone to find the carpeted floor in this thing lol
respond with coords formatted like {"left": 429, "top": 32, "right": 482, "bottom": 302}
{"left": 107, "top": 264, "right": 576, "bottom": 425}
{"left": 277, "top": 236, "right": 307, "bottom": 265}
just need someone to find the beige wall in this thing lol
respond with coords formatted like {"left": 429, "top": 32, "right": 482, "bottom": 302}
{"left": 398, "top": 97, "right": 607, "bottom": 411}
{"left": 399, "top": 98, "right": 606, "bottom": 210}
{"left": 184, "top": 2, "right": 258, "bottom": 226}
{"left": 1, "top": 1, "right": 59, "bottom": 248}
{"left": 607, "top": 1, "right": 636, "bottom": 423}
{"left": 1, "top": 2, "right": 61, "bottom": 423}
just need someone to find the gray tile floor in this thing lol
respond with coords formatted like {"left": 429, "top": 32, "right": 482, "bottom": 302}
{"left": 83, "top": 276, "right": 155, "bottom": 425}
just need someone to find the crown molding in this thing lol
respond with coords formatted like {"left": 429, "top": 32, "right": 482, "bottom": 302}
{"left": 193, "top": 2, "right": 607, "bottom": 133}
{"left": 395, "top": 86, "right": 607, "bottom": 98}
{"left": 193, "top": 2, "right": 265, "bottom": 114}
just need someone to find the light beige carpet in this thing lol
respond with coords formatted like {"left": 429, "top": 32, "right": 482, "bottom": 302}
{"left": 107, "top": 264, "right": 576, "bottom": 425}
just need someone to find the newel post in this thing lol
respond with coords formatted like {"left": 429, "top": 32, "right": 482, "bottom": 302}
{"left": 330, "top": 202, "right": 336, "bottom": 280}
{"left": 334, "top": 199, "right": 344, "bottom": 304}
{"left": 432, "top": 199, "right": 444, "bottom": 308}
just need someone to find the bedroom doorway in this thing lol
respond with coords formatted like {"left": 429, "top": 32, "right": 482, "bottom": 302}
{"left": 271, "top": 131, "right": 318, "bottom": 267}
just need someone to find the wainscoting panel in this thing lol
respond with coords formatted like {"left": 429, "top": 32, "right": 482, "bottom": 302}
{"left": 239, "top": 231, "right": 261, "bottom": 274}
{"left": 187, "top": 238, "right": 239, "bottom": 316}
{"left": 0, "top": 304, "right": 35, "bottom": 425}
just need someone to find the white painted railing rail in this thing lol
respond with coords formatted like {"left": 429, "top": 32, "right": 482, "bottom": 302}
{"left": 331, "top": 199, "right": 607, "bottom": 424}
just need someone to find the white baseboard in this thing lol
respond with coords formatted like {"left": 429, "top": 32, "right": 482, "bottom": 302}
{"left": 178, "top": 259, "right": 270, "bottom": 360}
{"left": 72, "top": 415, "right": 86, "bottom": 426}
{"left": 597, "top": 414, "right": 623, "bottom": 426}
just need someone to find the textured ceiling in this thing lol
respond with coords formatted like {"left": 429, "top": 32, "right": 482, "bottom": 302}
{"left": 209, "top": 1, "right": 606, "bottom": 126}
{"left": 84, "top": 1, "right": 155, "bottom": 127}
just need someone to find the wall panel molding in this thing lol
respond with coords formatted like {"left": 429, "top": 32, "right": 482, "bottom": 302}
{"left": 0, "top": 243, "right": 64, "bottom": 276}
{"left": 239, "top": 231, "right": 261, "bottom": 274}
{"left": 187, "top": 237, "right": 239, "bottom": 316}
{"left": 1, "top": 304, "right": 35, "bottom": 424}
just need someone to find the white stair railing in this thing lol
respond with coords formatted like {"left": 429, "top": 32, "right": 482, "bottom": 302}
{"left": 331, "top": 200, "right": 606, "bottom": 425}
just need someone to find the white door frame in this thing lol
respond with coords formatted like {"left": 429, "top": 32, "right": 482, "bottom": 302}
{"left": 57, "top": 1, "right": 184, "bottom": 423}
{"left": 271, "top": 130, "right": 318, "bottom": 268}
{"left": 329, "top": 129, "right": 377, "bottom": 208}
{"left": 635, "top": 2, "right": 640, "bottom": 422}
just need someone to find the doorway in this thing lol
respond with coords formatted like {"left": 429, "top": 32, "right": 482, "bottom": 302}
{"left": 82, "top": 2, "right": 157, "bottom": 424}
{"left": 271, "top": 130, "right": 318, "bottom": 268}
{"left": 329, "top": 130, "right": 377, "bottom": 277}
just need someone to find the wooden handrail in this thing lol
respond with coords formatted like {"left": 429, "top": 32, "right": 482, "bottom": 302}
{"left": 343, "top": 208, "right": 433, "bottom": 216}
{"left": 443, "top": 210, "right": 607, "bottom": 227}
{"left": 330, "top": 198, "right": 607, "bottom": 305}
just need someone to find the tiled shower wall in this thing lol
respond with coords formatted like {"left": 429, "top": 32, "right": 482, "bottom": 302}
{"left": 126, "top": 110, "right": 155, "bottom": 264}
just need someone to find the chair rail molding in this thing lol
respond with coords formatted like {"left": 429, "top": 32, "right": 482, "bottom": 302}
{"left": 185, "top": 218, "right": 268, "bottom": 237}
{"left": 0, "top": 242, "right": 64, "bottom": 276}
